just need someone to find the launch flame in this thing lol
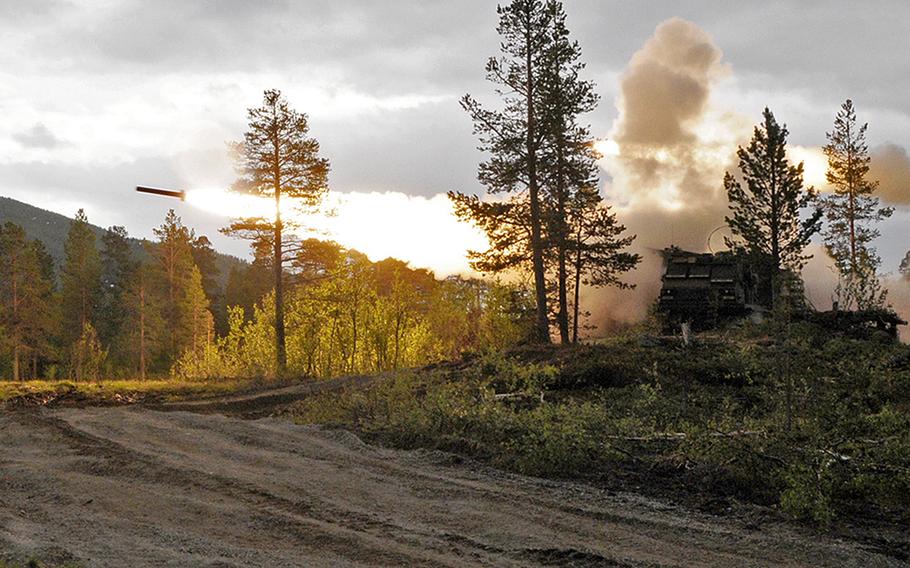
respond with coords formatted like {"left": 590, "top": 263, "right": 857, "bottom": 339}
{"left": 184, "top": 188, "right": 488, "bottom": 277}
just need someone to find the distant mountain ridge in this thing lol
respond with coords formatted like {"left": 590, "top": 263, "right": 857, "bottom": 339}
{"left": 0, "top": 195, "right": 245, "bottom": 287}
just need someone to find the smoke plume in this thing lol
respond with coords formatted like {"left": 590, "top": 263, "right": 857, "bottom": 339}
{"left": 870, "top": 143, "right": 910, "bottom": 206}
{"left": 585, "top": 18, "right": 910, "bottom": 336}
{"left": 591, "top": 18, "right": 748, "bottom": 329}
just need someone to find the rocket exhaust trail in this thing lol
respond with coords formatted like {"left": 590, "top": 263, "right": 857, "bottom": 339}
{"left": 136, "top": 186, "right": 186, "bottom": 201}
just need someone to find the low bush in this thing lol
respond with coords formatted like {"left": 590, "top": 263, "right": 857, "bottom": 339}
{"left": 291, "top": 330, "right": 910, "bottom": 529}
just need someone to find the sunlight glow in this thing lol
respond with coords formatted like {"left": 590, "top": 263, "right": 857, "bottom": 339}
{"left": 184, "top": 188, "right": 488, "bottom": 276}
{"left": 594, "top": 139, "right": 621, "bottom": 158}
{"left": 788, "top": 145, "right": 829, "bottom": 189}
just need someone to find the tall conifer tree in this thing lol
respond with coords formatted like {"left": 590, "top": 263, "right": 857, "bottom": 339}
{"left": 61, "top": 209, "right": 101, "bottom": 349}
{"left": 724, "top": 108, "right": 822, "bottom": 307}
{"left": 100, "top": 226, "right": 137, "bottom": 369}
{"left": 565, "top": 188, "right": 639, "bottom": 342}
{"left": 150, "top": 210, "right": 204, "bottom": 367}
{"left": 821, "top": 99, "right": 893, "bottom": 309}
{"left": 450, "top": 0, "right": 555, "bottom": 343}
{"left": 537, "top": 1, "right": 602, "bottom": 342}
{"left": 224, "top": 89, "right": 330, "bottom": 375}
{"left": 0, "top": 224, "right": 54, "bottom": 380}
{"left": 27, "top": 240, "right": 57, "bottom": 378}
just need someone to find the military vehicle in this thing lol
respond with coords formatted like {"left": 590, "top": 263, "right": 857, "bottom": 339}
{"left": 657, "top": 247, "right": 906, "bottom": 340}
{"left": 657, "top": 248, "right": 760, "bottom": 329}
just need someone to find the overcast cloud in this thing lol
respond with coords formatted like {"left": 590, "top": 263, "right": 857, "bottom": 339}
{"left": 1, "top": 0, "right": 908, "bottom": 266}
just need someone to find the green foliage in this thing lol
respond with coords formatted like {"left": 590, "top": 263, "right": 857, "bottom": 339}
{"left": 228, "top": 88, "right": 329, "bottom": 206}
{"left": 0, "top": 222, "right": 56, "bottom": 380}
{"left": 224, "top": 88, "right": 332, "bottom": 374}
{"left": 0, "top": 190, "right": 534, "bottom": 381}
{"left": 821, "top": 100, "right": 893, "bottom": 311}
{"left": 451, "top": 0, "right": 576, "bottom": 343}
{"left": 147, "top": 210, "right": 215, "bottom": 372}
{"left": 69, "top": 322, "right": 107, "bottom": 381}
{"left": 451, "top": 1, "right": 639, "bottom": 344}
{"left": 724, "top": 108, "right": 822, "bottom": 302}
{"left": 292, "top": 329, "right": 910, "bottom": 528}
{"left": 471, "top": 351, "right": 557, "bottom": 394}
{"left": 0, "top": 376, "right": 291, "bottom": 405}
{"left": 191, "top": 235, "right": 226, "bottom": 333}
{"left": 61, "top": 209, "right": 102, "bottom": 347}
{"left": 175, "top": 250, "right": 537, "bottom": 380}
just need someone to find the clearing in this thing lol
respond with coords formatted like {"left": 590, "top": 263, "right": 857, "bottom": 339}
{"left": 0, "top": 393, "right": 902, "bottom": 567}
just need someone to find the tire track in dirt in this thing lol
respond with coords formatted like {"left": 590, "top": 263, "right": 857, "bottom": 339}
{"left": 1, "top": 410, "right": 477, "bottom": 567}
{"left": 0, "top": 407, "right": 902, "bottom": 567}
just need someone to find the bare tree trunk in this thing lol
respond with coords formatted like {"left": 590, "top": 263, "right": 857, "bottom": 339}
{"left": 139, "top": 281, "right": 146, "bottom": 381}
{"left": 770, "top": 166, "right": 780, "bottom": 310}
{"left": 350, "top": 304, "right": 358, "bottom": 373}
{"left": 273, "top": 190, "right": 288, "bottom": 376}
{"left": 555, "top": 143, "right": 570, "bottom": 344}
{"left": 525, "top": 18, "right": 549, "bottom": 344}
{"left": 12, "top": 343, "right": 20, "bottom": 382}
{"left": 393, "top": 313, "right": 401, "bottom": 369}
{"left": 572, "top": 242, "right": 583, "bottom": 343}
{"left": 847, "top": 118, "right": 857, "bottom": 273}
{"left": 12, "top": 258, "right": 20, "bottom": 381}
{"left": 192, "top": 307, "right": 198, "bottom": 354}
{"left": 166, "top": 243, "right": 177, "bottom": 359}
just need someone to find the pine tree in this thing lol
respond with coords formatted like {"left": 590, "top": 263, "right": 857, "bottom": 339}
{"left": 537, "top": 0, "right": 601, "bottom": 343}
{"left": 25, "top": 240, "right": 57, "bottom": 379}
{"left": 122, "top": 262, "right": 162, "bottom": 379}
{"left": 821, "top": 100, "right": 893, "bottom": 310}
{"left": 449, "top": 193, "right": 534, "bottom": 273}
{"left": 100, "top": 226, "right": 138, "bottom": 370}
{"left": 450, "top": 0, "right": 556, "bottom": 343}
{"left": 179, "top": 264, "right": 213, "bottom": 358}
{"left": 61, "top": 209, "right": 101, "bottom": 350}
{"left": 0, "top": 224, "right": 53, "bottom": 380}
{"left": 149, "top": 210, "right": 198, "bottom": 367}
{"left": 224, "top": 89, "right": 330, "bottom": 375}
{"left": 191, "top": 235, "right": 225, "bottom": 332}
{"left": 566, "top": 187, "right": 640, "bottom": 342}
{"left": 724, "top": 108, "right": 822, "bottom": 307}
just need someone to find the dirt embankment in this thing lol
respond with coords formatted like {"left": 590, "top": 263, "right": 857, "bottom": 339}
{"left": 0, "top": 406, "right": 902, "bottom": 568}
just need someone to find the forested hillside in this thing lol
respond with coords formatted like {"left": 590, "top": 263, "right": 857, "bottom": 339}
{"left": 0, "top": 196, "right": 244, "bottom": 288}
{"left": 0, "top": 198, "right": 538, "bottom": 382}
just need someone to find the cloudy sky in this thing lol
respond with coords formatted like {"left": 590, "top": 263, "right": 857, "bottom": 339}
{"left": 1, "top": 0, "right": 909, "bottom": 277}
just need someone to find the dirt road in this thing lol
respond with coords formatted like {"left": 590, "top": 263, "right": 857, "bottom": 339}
{"left": 0, "top": 407, "right": 901, "bottom": 567}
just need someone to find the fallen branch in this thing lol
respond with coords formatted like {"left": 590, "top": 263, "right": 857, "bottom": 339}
{"left": 605, "top": 430, "right": 765, "bottom": 442}
{"left": 493, "top": 392, "right": 546, "bottom": 403}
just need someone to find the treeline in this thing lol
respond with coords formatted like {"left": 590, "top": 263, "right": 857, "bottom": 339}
{"left": 0, "top": 210, "right": 220, "bottom": 380}
{"left": 0, "top": 209, "right": 534, "bottom": 381}
{"left": 176, "top": 251, "right": 534, "bottom": 380}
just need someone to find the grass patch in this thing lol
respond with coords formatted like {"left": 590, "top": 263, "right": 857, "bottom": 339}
{"left": 0, "top": 377, "right": 299, "bottom": 407}
{"left": 289, "top": 325, "right": 910, "bottom": 551}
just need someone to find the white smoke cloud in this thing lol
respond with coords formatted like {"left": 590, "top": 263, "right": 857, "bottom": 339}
{"left": 589, "top": 18, "right": 910, "bottom": 333}
{"left": 591, "top": 18, "right": 749, "bottom": 328}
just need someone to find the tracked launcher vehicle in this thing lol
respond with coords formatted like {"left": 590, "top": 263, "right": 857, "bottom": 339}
{"left": 657, "top": 247, "right": 906, "bottom": 339}
{"left": 657, "top": 248, "right": 759, "bottom": 330}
